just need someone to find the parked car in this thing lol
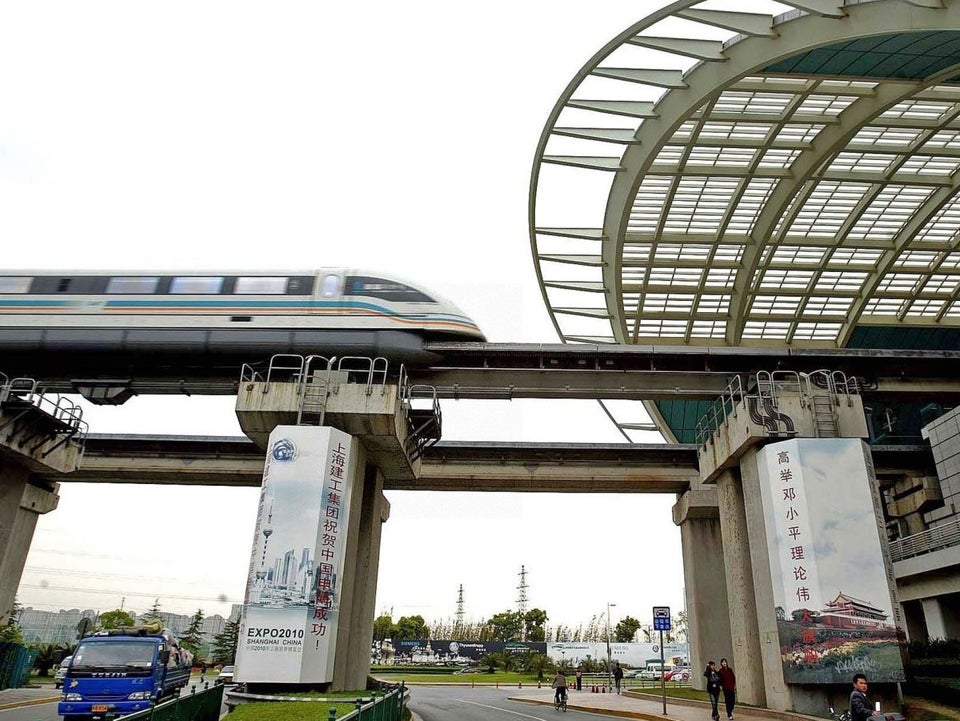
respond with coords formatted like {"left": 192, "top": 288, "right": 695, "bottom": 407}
{"left": 217, "top": 665, "right": 235, "bottom": 683}
{"left": 54, "top": 656, "right": 73, "bottom": 689}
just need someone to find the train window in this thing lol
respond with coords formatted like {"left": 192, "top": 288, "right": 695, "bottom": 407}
{"left": 235, "top": 277, "right": 288, "bottom": 294}
{"left": 321, "top": 274, "right": 341, "bottom": 298}
{"left": 57, "top": 278, "right": 71, "bottom": 292}
{"left": 0, "top": 277, "right": 31, "bottom": 293}
{"left": 170, "top": 277, "right": 224, "bottom": 294}
{"left": 286, "top": 276, "right": 314, "bottom": 294}
{"left": 106, "top": 277, "right": 160, "bottom": 294}
{"left": 344, "top": 276, "right": 433, "bottom": 303}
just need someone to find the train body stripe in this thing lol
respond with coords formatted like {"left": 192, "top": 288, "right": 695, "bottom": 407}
{"left": 0, "top": 298, "right": 482, "bottom": 333}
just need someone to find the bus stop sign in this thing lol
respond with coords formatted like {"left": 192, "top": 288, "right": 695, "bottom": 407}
{"left": 653, "top": 606, "right": 671, "bottom": 631}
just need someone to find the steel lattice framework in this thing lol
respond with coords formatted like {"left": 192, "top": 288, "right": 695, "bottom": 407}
{"left": 530, "top": 0, "right": 960, "bottom": 351}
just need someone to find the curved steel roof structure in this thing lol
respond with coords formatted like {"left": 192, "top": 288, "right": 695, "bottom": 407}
{"left": 529, "top": 0, "right": 960, "bottom": 441}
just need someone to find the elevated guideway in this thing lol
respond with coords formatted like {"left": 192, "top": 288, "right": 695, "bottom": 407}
{"left": 35, "top": 433, "right": 932, "bottom": 492}
{"left": 15, "top": 343, "right": 960, "bottom": 402}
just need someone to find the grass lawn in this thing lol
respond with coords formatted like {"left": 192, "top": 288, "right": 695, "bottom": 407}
{"left": 227, "top": 692, "right": 410, "bottom": 721}
{"left": 625, "top": 685, "right": 711, "bottom": 702}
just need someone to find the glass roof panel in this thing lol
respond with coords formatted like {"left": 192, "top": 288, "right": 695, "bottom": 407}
{"left": 763, "top": 32, "right": 960, "bottom": 80}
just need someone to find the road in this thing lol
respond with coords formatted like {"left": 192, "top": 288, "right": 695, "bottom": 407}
{"left": 3, "top": 684, "right": 573, "bottom": 721}
{"left": 407, "top": 684, "right": 597, "bottom": 721}
{"left": 0, "top": 699, "right": 58, "bottom": 721}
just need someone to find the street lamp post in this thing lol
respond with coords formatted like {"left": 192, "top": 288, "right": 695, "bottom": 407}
{"left": 606, "top": 602, "right": 616, "bottom": 692}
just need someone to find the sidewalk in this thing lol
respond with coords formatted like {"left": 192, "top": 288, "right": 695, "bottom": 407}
{"left": 0, "top": 686, "right": 61, "bottom": 711}
{"left": 510, "top": 688, "right": 824, "bottom": 721}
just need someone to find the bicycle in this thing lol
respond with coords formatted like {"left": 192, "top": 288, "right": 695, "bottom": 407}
{"left": 554, "top": 689, "right": 567, "bottom": 712}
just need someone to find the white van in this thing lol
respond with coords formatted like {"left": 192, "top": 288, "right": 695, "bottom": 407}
{"left": 638, "top": 662, "right": 675, "bottom": 680}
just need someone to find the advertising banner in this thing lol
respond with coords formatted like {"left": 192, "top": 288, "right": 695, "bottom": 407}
{"left": 235, "top": 425, "right": 357, "bottom": 683}
{"left": 379, "top": 640, "right": 689, "bottom": 668}
{"left": 390, "top": 640, "right": 547, "bottom": 662}
{"left": 757, "top": 438, "right": 904, "bottom": 684}
{"left": 547, "top": 641, "right": 688, "bottom": 668}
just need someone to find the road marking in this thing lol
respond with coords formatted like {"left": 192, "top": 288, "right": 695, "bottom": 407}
{"left": 455, "top": 699, "right": 549, "bottom": 719}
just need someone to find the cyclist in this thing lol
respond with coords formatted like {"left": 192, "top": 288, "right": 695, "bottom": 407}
{"left": 552, "top": 669, "right": 568, "bottom": 708}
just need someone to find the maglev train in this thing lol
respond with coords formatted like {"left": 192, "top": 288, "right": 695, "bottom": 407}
{"left": 0, "top": 270, "right": 485, "bottom": 371}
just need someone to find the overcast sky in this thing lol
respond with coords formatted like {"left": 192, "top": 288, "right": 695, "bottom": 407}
{"left": 3, "top": 0, "right": 694, "bottom": 633}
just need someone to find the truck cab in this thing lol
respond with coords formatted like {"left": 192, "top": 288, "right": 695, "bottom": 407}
{"left": 58, "top": 627, "right": 191, "bottom": 721}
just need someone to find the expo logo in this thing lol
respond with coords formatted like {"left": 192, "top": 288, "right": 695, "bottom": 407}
{"left": 271, "top": 438, "right": 298, "bottom": 462}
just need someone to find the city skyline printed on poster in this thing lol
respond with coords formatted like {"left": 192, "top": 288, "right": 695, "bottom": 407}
{"left": 758, "top": 439, "right": 905, "bottom": 685}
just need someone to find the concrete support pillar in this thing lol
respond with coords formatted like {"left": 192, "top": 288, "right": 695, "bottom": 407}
{"left": 331, "top": 445, "right": 368, "bottom": 691}
{"left": 901, "top": 600, "right": 927, "bottom": 643}
{"left": 0, "top": 462, "right": 59, "bottom": 622}
{"left": 343, "top": 465, "right": 390, "bottom": 689}
{"left": 673, "top": 488, "right": 732, "bottom": 690}
{"left": 715, "top": 467, "right": 766, "bottom": 708}
{"left": 739, "top": 448, "right": 791, "bottom": 711}
{"left": 921, "top": 597, "right": 949, "bottom": 640}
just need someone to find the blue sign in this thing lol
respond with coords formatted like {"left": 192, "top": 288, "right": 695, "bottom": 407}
{"left": 653, "top": 606, "right": 671, "bottom": 631}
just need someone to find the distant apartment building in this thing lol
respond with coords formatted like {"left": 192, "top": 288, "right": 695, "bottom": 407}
{"left": 18, "top": 607, "right": 230, "bottom": 653}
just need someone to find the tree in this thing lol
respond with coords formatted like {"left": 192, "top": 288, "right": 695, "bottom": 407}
{"left": 372, "top": 614, "right": 394, "bottom": 642}
{"left": 179, "top": 609, "right": 205, "bottom": 658}
{"left": 98, "top": 609, "right": 135, "bottom": 630}
{"left": 525, "top": 652, "right": 552, "bottom": 680}
{"left": 486, "top": 610, "right": 523, "bottom": 641}
{"left": 393, "top": 615, "right": 428, "bottom": 641}
{"left": 0, "top": 599, "right": 23, "bottom": 645}
{"left": 673, "top": 610, "right": 688, "bottom": 641}
{"left": 141, "top": 599, "right": 163, "bottom": 625}
{"left": 524, "top": 609, "right": 548, "bottom": 642}
{"left": 615, "top": 616, "right": 642, "bottom": 642}
{"left": 211, "top": 617, "right": 239, "bottom": 665}
{"left": 31, "top": 643, "right": 69, "bottom": 676}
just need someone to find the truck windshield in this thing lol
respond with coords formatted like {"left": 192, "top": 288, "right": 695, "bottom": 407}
{"left": 73, "top": 641, "right": 157, "bottom": 669}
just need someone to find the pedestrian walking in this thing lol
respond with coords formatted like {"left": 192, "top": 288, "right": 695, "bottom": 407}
{"left": 718, "top": 658, "right": 736, "bottom": 719}
{"left": 613, "top": 661, "right": 624, "bottom": 694}
{"left": 199, "top": 661, "right": 206, "bottom": 682}
{"left": 575, "top": 667, "right": 582, "bottom": 691}
{"left": 704, "top": 661, "right": 722, "bottom": 721}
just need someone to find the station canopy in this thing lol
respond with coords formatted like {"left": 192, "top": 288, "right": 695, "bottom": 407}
{"left": 531, "top": 0, "right": 960, "bottom": 352}
{"left": 529, "top": 0, "right": 960, "bottom": 441}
